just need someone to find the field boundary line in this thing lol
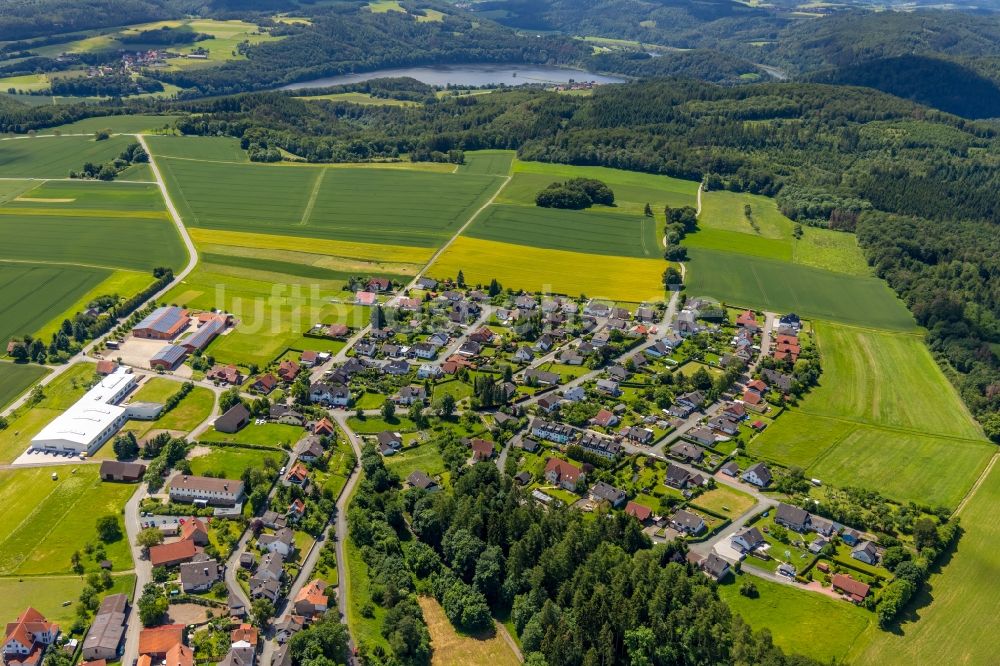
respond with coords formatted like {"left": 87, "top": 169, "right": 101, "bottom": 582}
{"left": 803, "top": 426, "right": 858, "bottom": 470}
{"left": 0, "top": 257, "right": 122, "bottom": 271}
{"left": 298, "top": 168, "right": 326, "bottom": 226}
{"left": 954, "top": 451, "right": 998, "bottom": 516}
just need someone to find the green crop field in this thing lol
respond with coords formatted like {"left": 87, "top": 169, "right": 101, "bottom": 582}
{"left": 0, "top": 362, "right": 48, "bottom": 410}
{"left": 0, "top": 263, "right": 110, "bottom": 344}
{"left": 855, "top": 457, "right": 1000, "bottom": 665}
{"left": 700, "top": 190, "right": 791, "bottom": 239}
{"left": 430, "top": 236, "right": 667, "bottom": 302}
{"left": 465, "top": 204, "right": 659, "bottom": 257}
{"left": 718, "top": 573, "right": 871, "bottom": 663}
{"left": 188, "top": 446, "right": 286, "bottom": 479}
{"left": 0, "top": 135, "right": 134, "bottom": 178}
{"left": 751, "top": 323, "right": 991, "bottom": 507}
{"left": 0, "top": 465, "right": 135, "bottom": 575}
{"left": 459, "top": 150, "right": 515, "bottom": 176}
{"left": 684, "top": 227, "right": 793, "bottom": 261}
{"left": 297, "top": 92, "right": 419, "bottom": 107}
{"left": 154, "top": 152, "right": 504, "bottom": 246}
{"left": 793, "top": 225, "right": 871, "bottom": 276}
{"left": 806, "top": 425, "right": 992, "bottom": 508}
{"left": 683, "top": 248, "right": 915, "bottom": 330}
{"left": 802, "top": 323, "right": 983, "bottom": 438}
{"left": 144, "top": 135, "right": 248, "bottom": 162}
{"left": 0, "top": 181, "right": 187, "bottom": 271}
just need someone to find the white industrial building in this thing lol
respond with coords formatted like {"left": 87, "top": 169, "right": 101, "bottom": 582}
{"left": 30, "top": 366, "right": 145, "bottom": 455}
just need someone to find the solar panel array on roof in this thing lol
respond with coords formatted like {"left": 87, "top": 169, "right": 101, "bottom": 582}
{"left": 151, "top": 344, "right": 187, "bottom": 365}
{"left": 135, "top": 306, "right": 187, "bottom": 336}
{"left": 183, "top": 318, "right": 224, "bottom": 351}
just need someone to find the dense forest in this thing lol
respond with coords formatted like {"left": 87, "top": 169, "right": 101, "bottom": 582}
{"left": 350, "top": 439, "right": 816, "bottom": 665}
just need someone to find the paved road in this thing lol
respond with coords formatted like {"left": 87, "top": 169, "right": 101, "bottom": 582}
{"left": 120, "top": 486, "right": 153, "bottom": 666}
{"left": 330, "top": 412, "right": 366, "bottom": 660}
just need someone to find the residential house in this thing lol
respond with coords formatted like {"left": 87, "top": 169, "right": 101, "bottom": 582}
{"left": 377, "top": 431, "right": 403, "bottom": 456}
{"left": 625, "top": 502, "right": 653, "bottom": 524}
{"left": 645, "top": 341, "right": 670, "bottom": 358}
{"left": 583, "top": 301, "right": 611, "bottom": 317}
{"left": 621, "top": 426, "right": 654, "bottom": 445}
{"left": 731, "top": 527, "right": 766, "bottom": 553}
{"left": 595, "top": 379, "right": 621, "bottom": 396}
{"left": 562, "top": 386, "right": 586, "bottom": 402}
{"left": 741, "top": 462, "right": 772, "bottom": 488}
{"left": 149, "top": 540, "right": 197, "bottom": 568}
{"left": 669, "top": 441, "right": 704, "bottom": 463}
{"left": 832, "top": 574, "right": 870, "bottom": 603}
{"left": 664, "top": 463, "right": 692, "bottom": 489}
{"left": 270, "top": 405, "right": 304, "bottom": 427}
{"left": 719, "top": 461, "right": 739, "bottom": 477}
{"left": 708, "top": 415, "right": 740, "bottom": 436}
{"left": 577, "top": 432, "right": 619, "bottom": 459}
{"left": 533, "top": 335, "right": 553, "bottom": 353}
{"left": 412, "top": 342, "right": 438, "bottom": 360}
{"left": 589, "top": 481, "right": 626, "bottom": 507}
{"left": 181, "top": 518, "right": 209, "bottom": 546}
{"left": 207, "top": 365, "right": 242, "bottom": 385}
{"left": 169, "top": 475, "right": 244, "bottom": 507}
{"left": 353, "top": 340, "right": 376, "bottom": 357}
{"left": 590, "top": 408, "right": 618, "bottom": 429}
{"left": 293, "top": 580, "right": 328, "bottom": 618}
{"left": 516, "top": 437, "right": 539, "bottom": 453}
{"left": 215, "top": 404, "right": 250, "bottom": 434}
{"left": 313, "top": 418, "right": 335, "bottom": 436}
{"left": 391, "top": 385, "right": 426, "bottom": 406}
{"left": 277, "top": 360, "right": 300, "bottom": 383}
{"left": 273, "top": 617, "right": 305, "bottom": 645}
{"left": 296, "top": 437, "right": 325, "bottom": 463}
{"left": 775, "top": 503, "right": 810, "bottom": 532}
{"left": 851, "top": 541, "right": 879, "bottom": 565}
{"left": 417, "top": 364, "right": 442, "bottom": 379}
{"left": 701, "top": 553, "right": 731, "bottom": 581}
{"left": 736, "top": 310, "right": 760, "bottom": 332}
{"left": 416, "top": 277, "right": 438, "bottom": 290}
{"left": 384, "top": 359, "right": 410, "bottom": 375}
{"left": 670, "top": 509, "right": 705, "bottom": 535}
{"left": 258, "top": 528, "right": 295, "bottom": 558}
{"left": 723, "top": 402, "right": 747, "bottom": 421}
{"left": 367, "top": 277, "right": 392, "bottom": 293}
{"left": 544, "top": 458, "right": 585, "bottom": 492}
{"left": 287, "top": 499, "right": 306, "bottom": 523}
{"left": 524, "top": 368, "right": 560, "bottom": 386}
{"left": 137, "top": 624, "right": 185, "bottom": 660}
{"left": 687, "top": 426, "right": 716, "bottom": 447}
{"left": 536, "top": 395, "right": 561, "bottom": 413}
{"left": 250, "top": 374, "right": 278, "bottom": 395}
{"left": 809, "top": 514, "right": 837, "bottom": 538}
{"left": 179, "top": 559, "right": 221, "bottom": 593}
{"left": 354, "top": 291, "right": 377, "bottom": 306}
{"left": 514, "top": 347, "right": 534, "bottom": 363}
{"left": 607, "top": 365, "right": 629, "bottom": 381}
{"left": 285, "top": 464, "right": 309, "bottom": 487}
{"left": 741, "top": 389, "right": 767, "bottom": 411}
{"left": 406, "top": 471, "right": 439, "bottom": 492}
{"left": 3, "top": 608, "right": 57, "bottom": 666}
{"left": 531, "top": 419, "right": 575, "bottom": 444}
{"left": 762, "top": 369, "right": 794, "bottom": 393}
{"left": 309, "top": 382, "right": 350, "bottom": 407}
{"left": 469, "top": 439, "right": 494, "bottom": 462}
{"left": 261, "top": 511, "right": 286, "bottom": 531}
{"left": 841, "top": 529, "right": 863, "bottom": 546}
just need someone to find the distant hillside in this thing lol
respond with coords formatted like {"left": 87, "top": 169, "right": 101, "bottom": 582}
{"left": 806, "top": 55, "right": 1000, "bottom": 119}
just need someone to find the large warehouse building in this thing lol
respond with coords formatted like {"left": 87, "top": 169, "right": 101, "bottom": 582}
{"left": 30, "top": 366, "right": 142, "bottom": 455}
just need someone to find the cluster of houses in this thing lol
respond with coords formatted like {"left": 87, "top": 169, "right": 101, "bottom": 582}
{"left": 772, "top": 313, "right": 802, "bottom": 363}
{"left": 136, "top": 621, "right": 264, "bottom": 666}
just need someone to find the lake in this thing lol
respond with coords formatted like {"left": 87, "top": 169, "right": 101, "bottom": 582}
{"left": 279, "top": 63, "right": 625, "bottom": 90}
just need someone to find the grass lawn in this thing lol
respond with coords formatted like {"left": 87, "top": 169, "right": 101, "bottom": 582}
{"left": 0, "top": 363, "right": 97, "bottom": 463}
{"left": 417, "top": 596, "right": 520, "bottom": 666}
{"left": 684, "top": 226, "right": 792, "bottom": 261}
{"left": 50, "top": 114, "right": 181, "bottom": 134}
{"left": 199, "top": 422, "right": 303, "bottom": 448}
{"left": 383, "top": 442, "right": 448, "bottom": 481}
{"left": 458, "top": 150, "right": 515, "bottom": 177}
{"left": 347, "top": 415, "right": 417, "bottom": 434}
{"left": 690, "top": 485, "right": 755, "bottom": 518}
{"left": 683, "top": 248, "right": 915, "bottom": 331}
{"left": 717, "top": 573, "right": 871, "bottom": 663}
{"left": 154, "top": 386, "right": 215, "bottom": 432}
{"left": 188, "top": 446, "right": 286, "bottom": 479}
{"left": 0, "top": 465, "right": 135, "bottom": 575}
{"left": 793, "top": 226, "right": 871, "bottom": 276}
{"left": 431, "top": 380, "right": 473, "bottom": 403}
{"left": 699, "top": 190, "right": 792, "bottom": 239}
{"left": 0, "top": 572, "right": 135, "bottom": 629}
{"left": 854, "top": 456, "right": 1000, "bottom": 665}
{"left": 430, "top": 235, "right": 667, "bottom": 302}
{"left": 132, "top": 378, "right": 182, "bottom": 403}
{"left": 297, "top": 92, "right": 419, "bottom": 107}
{"left": 0, "top": 362, "right": 47, "bottom": 411}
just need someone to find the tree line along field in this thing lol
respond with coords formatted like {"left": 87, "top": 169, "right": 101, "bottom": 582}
{"left": 0, "top": 465, "right": 135, "bottom": 576}
{"left": 50, "top": 115, "right": 181, "bottom": 135}
{"left": 0, "top": 135, "right": 137, "bottom": 179}
{"left": 33, "top": 269, "right": 156, "bottom": 342}
{"left": 854, "top": 458, "right": 1000, "bottom": 665}
{"left": 0, "top": 180, "right": 188, "bottom": 271}
{"left": 750, "top": 322, "right": 993, "bottom": 508}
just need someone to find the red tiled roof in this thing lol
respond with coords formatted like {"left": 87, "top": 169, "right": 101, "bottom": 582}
{"left": 149, "top": 539, "right": 197, "bottom": 567}
{"left": 544, "top": 457, "right": 581, "bottom": 482}
{"left": 832, "top": 574, "right": 870, "bottom": 601}
{"left": 470, "top": 439, "right": 494, "bottom": 460}
{"left": 180, "top": 518, "right": 207, "bottom": 542}
{"left": 138, "top": 624, "right": 185, "bottom": 657}
{"left": 164, "top": 643, "right": 193, "bottom": 666}
{"left": 625, "top": 501, "right": 652, "bottom": 521}
{"left": 295, "top": 579, "right": 328, "bottom": 608}
{"left": 314, "top": 418, "right": 334, "bottom": 435}
{"left": 231, "top": 624, "right": 258, "bottom": 646}
{"left": 742, "top": 390, "right": 764, "bottom": 405}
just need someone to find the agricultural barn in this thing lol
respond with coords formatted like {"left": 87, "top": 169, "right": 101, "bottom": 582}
{"left": 100, "top": 460, "right": 147, "bottom": 482}
{"left": 181, "top": 317, "right": 225, "bottom": 353}
{"left": 150, "top": 344, "right": 187, "bottom": 371}
{"left": 30, "top": 366, "right": 139, "bottom": 455}
{"left": 133, "top": 306, "right": 189, "bottom": 340}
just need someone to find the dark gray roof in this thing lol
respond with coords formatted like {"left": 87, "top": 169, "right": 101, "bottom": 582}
{"left": 775, "top": 502, "right": 809, "bottom": 527}
{"left": 407, "top": 471, "right": 437, "bottom": 490}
